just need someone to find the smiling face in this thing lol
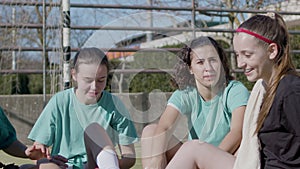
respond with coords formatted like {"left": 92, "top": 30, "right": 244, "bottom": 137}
{"left": 190, "top": 45, "right": 222, "bottom": 89}
{"left": 233, "top": 33, "right": 275, "bottom": 82}
{"left": 72, "top": 63, "right": 108, "bottom": 105}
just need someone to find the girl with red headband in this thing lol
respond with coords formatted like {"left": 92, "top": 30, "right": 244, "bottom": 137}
{"left": 165, "top": 12, "right": 300, "bottom": 169}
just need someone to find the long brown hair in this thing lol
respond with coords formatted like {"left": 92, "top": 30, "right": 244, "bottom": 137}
{"left": 173, "top": 36, "right": 233, "bottom": 89}
{"left": 72, "top": 47, "right": 110, "bottom": 72}
{"left": 238, "top": 13, "right": 297, "bottom": 133}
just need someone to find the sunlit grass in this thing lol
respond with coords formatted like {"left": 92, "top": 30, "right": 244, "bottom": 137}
{"left": 0, "top": 150, "right": 34, "bottom": 166}
{"left": 0, "top": 147, "right": 142, "bottom": 168}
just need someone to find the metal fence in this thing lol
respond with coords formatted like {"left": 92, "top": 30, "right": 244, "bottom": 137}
{"left": 1, "top": 0, "right": 300, "bottom": 90}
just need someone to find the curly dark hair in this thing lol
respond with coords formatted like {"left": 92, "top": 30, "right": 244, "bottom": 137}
{"left": 172, "top": 36, "right": 233, "bottom": 89}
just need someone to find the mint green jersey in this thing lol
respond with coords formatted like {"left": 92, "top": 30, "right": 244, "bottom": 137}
{"left": 28, "top": 88, "right": 138, "bottom": 168}
{"left": 0, "top": 107, "right": 17, "bottom": 149}
{"left": 168, "top": 80, "right": 249, "bottom": 146}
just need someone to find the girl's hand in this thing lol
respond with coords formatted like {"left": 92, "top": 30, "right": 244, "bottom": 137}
{"left": 25, "top": 144, "right": 50, "bottom": 160}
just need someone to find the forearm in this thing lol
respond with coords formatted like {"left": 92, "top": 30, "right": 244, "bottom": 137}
{"left": 151, "top": 106, "right": 179, "bottom": 156}
{"left": 3, "top": 140, "right": 27, "bottom": 158}
{"left": 151, "top": 126, "right": 171, "bottom": 156}
{"left": 220, "top": 106, "right": 245, "bottom": 154}
{"left": 218, "top": 130, "right": 242, "bottom": 154}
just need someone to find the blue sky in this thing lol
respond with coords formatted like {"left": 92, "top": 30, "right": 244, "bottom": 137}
{"left": 82, "top": 11, "right": 189, "bottom": 48}
{"left": 69, "top": 0, "right": 228, "bottom": 49}
{"left": 1, "top": 0, "right": 287, "bottom": 62}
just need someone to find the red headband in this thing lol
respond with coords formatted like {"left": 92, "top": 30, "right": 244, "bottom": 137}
{"left": 236, "top": 28, "right": 274, "bottom": 44}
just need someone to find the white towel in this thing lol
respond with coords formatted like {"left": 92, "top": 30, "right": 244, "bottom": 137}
{"left": 233, "top": 79, "right": 266, "bottom": 169}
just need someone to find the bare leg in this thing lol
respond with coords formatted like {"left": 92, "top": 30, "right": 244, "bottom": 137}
{"left": 141, "top": 124, "right": 182, "bottom": 168}
{"left": 19, "top": 163, "right": 62, "bottom": 169}
{"left": 84, "top": 122, "right": 118, "bottom": 169}
{"left": 39, "top": 163, "right": 62, "bottom": 169}
{"left": 166, "top": 140, "right": 236, "bottom": 169}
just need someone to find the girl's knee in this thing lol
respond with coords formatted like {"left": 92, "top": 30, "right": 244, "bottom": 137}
{"left": 85, "top": 122, "right": 104, "bottom": 133}
{"left": 84, "top": 123, "right": 106, "bottom": 138}
{"left": 84, "top": 122, "right": 113, "bottom": 149}
{"left": 181, "top": 140, "right": 207, "bottom": 151}
{"left": 141, "top": 123, "right": 158, "bottom": 138}
{"left": 38, "top": 163, "right": 61, "bottom": 169}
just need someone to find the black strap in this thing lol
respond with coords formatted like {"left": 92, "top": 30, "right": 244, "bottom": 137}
{"left": 189, "top": 126, "right": 198, "bottom": 139}
{"left": 0, "top": 163, "right": 19, "bottom": 169}
{"left": 0, "top": 162, "right": 5, "bottom": 168}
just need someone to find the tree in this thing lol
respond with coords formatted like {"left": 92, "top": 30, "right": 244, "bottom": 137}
{"left": 11, "top": 74, "right": 30, "bottom": 94}
{"left": 126, "top": 48, "right": 178, "bottom": 93}
{"left": 290, "top": 25, "right": 300, "bottom": 69}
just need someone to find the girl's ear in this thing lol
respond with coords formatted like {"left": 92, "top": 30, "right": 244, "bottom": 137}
{"left": 71, "top": 69, "right": 77, "bottom": 81}
{"left": 268, "top": 43, "right": 279, "bottom": 60}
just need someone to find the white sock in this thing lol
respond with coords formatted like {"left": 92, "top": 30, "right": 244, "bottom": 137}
{"left": 96, "top": 149, "right": 120, "bottom": 169}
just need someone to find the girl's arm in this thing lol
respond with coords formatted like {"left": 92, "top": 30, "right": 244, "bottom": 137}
{"left": 3, "top": 140, "right": 28, "bottom": 158}
{"left": 3, "top": 140, "right": 51, "bottom": 160}
{"left": 218, "top": 106, "right": 246, "bottom": 154}
{"left": 146, "top": 105, "right": 180, "bottom": 169}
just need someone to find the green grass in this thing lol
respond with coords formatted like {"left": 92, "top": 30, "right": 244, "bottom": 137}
{"left": 0, "top": 147, "right": 142, "bottom": 168}
{"left": 0, "top": 150, "right": 35, "bottom": 165}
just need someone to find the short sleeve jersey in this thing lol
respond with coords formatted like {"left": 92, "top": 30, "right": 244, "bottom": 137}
{"left": 259, "top": 74, "right": 300, "bottom": 168}
{"left": 0, "top": 107, "right": 17, "bottom": 149}
{"left": 28, "top": 88, "right": 138, "bottom": 168}
{"left": 168, "top": 80, "right": 249, "bottom": 146}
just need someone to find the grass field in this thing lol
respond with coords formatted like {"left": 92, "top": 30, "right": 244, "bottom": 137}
{"left": 0, "top": 150, "right": 34, "bottom": 165}
{"left": 0, "top": 145, "right": 142, "bottom": 168}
